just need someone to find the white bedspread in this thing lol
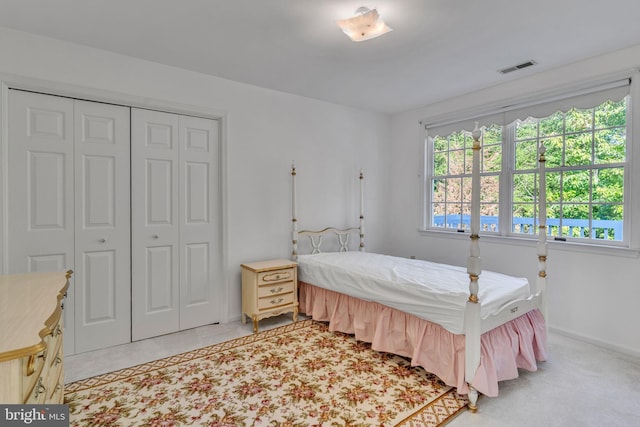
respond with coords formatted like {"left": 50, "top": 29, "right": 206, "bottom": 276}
{"left": 297, "top": 252, "right": 531, "bottom": 334}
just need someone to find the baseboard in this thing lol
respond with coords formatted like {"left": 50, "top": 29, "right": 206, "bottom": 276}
{"left": 549, "top": 325, "right": 640, "bottom": 359}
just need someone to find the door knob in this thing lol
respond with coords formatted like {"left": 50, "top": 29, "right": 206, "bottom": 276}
{"left": 99, "top": 238, "right": 106, "bottom": 243}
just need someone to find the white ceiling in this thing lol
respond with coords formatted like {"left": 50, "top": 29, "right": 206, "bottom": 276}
{"left": 1, "top": 0, "right": 640, "bottom": 114}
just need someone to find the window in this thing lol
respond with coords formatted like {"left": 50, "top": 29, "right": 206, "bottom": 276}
{"left": 431, "top": 125, "right": 502, "bottom": 232}
{"left": 512, "top": 100, "right": 626, "bottom": 241}
{"left": 424, "top": 80, "right": 631, "bottom": 247}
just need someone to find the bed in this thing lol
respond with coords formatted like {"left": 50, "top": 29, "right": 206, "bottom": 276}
{"left": 290, "top": 127, "right": 548, "bottom": 412}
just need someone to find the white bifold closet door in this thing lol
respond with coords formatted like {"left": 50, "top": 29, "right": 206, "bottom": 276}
{"left": 7, "top": 90, "right": 131, "bottom": 354}
{"left": 131, "top": 108, "right": 220, "bottom": 341}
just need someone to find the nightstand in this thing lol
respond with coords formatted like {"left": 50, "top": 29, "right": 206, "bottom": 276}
{"left": 241, "top": 259, "right": 298, "bottom": 333}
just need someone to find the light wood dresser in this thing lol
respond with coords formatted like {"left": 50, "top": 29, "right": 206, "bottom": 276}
{"left": 241, "top": 259, "right": 298, "bottom": 333}
{"left": 0, "top": 270, "right": 71, "bottom": 404}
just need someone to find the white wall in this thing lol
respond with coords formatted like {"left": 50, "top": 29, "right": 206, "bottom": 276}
{"left": 390, "top": 45, "right": 640, "bottom": 356}
{"left": 0, "top": 27, "right": 391, "bottom": 323}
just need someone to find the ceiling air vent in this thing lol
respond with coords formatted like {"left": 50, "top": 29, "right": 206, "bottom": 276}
{"left": 499, "top": 60, "right": 537, "bottom": 74}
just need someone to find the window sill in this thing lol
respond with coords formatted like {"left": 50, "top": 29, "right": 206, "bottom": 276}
{"left": 417, "top": 228, "right": 640, "bottom": 259}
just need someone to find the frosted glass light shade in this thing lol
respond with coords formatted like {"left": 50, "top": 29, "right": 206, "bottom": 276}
{"left": 336, "top": 7, "right": 392, "bottom": 42}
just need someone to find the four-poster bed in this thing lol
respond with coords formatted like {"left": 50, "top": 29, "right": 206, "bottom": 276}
{"left": 290, "top": 128, "right": 549, "bottom": 412}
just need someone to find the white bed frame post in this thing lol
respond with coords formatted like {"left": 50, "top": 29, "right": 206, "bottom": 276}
{"left": 359, "top": 170, "right": 365, "bottom": 252}
{"left": 291, "top": 163, "right": 298, "bottom": 261}
{"left": 537, "top": 146, "right": 548, "bottom": 330}
{"left": 464, "top": 123, "right": 482, "bottom": 413}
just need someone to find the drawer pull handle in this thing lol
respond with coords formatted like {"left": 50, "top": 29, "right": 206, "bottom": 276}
{"left": 55, "top": 355, "right": 62, "bottom": 366}
{"left": 26, "top": 355, "right": 36, "bottom": 376}
{"left": 270, "top": 298, "right": 284, "bottom": 305}
{"left": 34, "top": 378, "right": 46, "bottom": 398}
{"left": 270, "top": 287, "right": 284, "bottom": 294}
{"left": 263, "top": 272, "right": 290, "bottom": 282}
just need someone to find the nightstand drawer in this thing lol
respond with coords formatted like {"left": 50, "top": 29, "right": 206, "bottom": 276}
{"left": 258, "top": 292, "right": 295, "bottom": 310}
{"left": 258, "top": 281, "right": 294, "bottom": 298}
{"left": 258, "top": 268, "right": 294, "bottom": 285}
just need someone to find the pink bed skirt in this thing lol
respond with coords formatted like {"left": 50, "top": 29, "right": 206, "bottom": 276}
{"left": 299, "top": 281, "right": 548, "bottom": 397}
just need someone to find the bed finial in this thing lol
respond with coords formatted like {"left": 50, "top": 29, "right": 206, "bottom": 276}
{"left": 292, "top": 162, "right": 298, "bottom": 260}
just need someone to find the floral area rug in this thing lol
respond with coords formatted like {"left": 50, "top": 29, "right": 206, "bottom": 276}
{"left": 65, "top": 320, "right": 468, "bottom": 426}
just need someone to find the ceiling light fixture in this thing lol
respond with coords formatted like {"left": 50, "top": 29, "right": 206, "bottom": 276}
{"left": 336, "top": 7, "right": 392, "bottom": 42}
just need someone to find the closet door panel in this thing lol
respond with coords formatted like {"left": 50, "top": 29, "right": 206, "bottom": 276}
{"left": 179, "top": 116, "right": 220, "bottom": 330}
{"left": 7, "top": 90, "right": 76, "bottom": 354}
{"left": 146, "top": 245, "right": 174, "bottom": 310}
{"left": 74, "top": 100, "right": 131, "bottom": 353}
{"left": 132, "top": 108, "right": 180, "bottom": 341}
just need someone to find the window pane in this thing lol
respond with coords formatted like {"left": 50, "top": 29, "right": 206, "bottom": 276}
{"left": 513, "top": 173, "right": 535, "bottom": 203}
{"left": 432, "top": 178, "right": 446, "bottom": 203}
{"left": 462, "top": 176, "right": 472, "bottom": 203}
{"left": 542, "top": 136, "right": 563, "bottom": 168}
{"left": 480, "top": 204, "right": 499, "bottom": 232}
{"left": 595, "top": 128, "right": 626, "bottom": 164}
{"left": 593, "top": 168, "right": 624, "bottom": 203}
{"left": 514, "top": 140, "right": 537, "bottom": 170}
{"left": 595, "top": 99, "right": 626, "bottom": 128}
{"left": 546, "top": 206, "right": 561, "bottom": 237}
{"left": 483, "top": 144, "right": 502, "bottom": 172}
{"left": 512, "top": 204, "right": 535, "bottom": 234}
{"left": 450, "top": 149, "right": 465, "bottom": 174}
{"left": 565, "top": 133, "right": 592, "bottom": 166}
{"left": 433, "top": 135, "right": 448, "bottom": 152}
{"left": 450, "top": 132, "right": 465, "bottom": 149}
{"left": 433, "top": 151, "right": 448, "bottom": 176}
{"left": 446, "top": 203, "right": 462, "bottom": 229}
{"left": 592, "top": 205, "right": 623, "bottom": 241}
{"left": 484, "top": 124, "right": 503, "bottom": 144}
{"left": 562, "top": 203, "right": 589, "bottom": 220}
{"left": 481, "top": 175, "right": 499, "bottom": 203}
{"left": 560, "top": 205, "right": 590, "bottom": 238}
{"left": 449, "top": 177, "right": 462, "bottom": 201}
{"left": 516, "top": 119, "right": 538, "bottom": 140}
{"left": 562, "top": 170, "right": 590, "bottom": 203}
{"left": 565, "top": 108, "right": 592, "bottom": 133}
{"left": 432, "top": 203, "right": 445, "bottom": 228}
{"left": 545, "top": 171, "right": 561, "bottom": 203}
{"left": 540, "top": 112, "right": 564, "bottom": 137}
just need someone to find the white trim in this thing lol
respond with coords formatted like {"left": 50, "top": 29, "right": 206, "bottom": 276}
{"left": 0, "top": 73, "right": 231, "bottom": 323}
{"left": 0, "top": 72, "right": 227, "bottom": 120}
{"left": 549, "top": 325, "right": 640, "bottom": 359}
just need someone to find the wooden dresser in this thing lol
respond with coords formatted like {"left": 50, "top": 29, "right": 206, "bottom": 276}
{"left": 241, "top": 259, "right": 298, "bottom": 333}
{"left": 0, "top": 270, "right": 71, "bottom": 404}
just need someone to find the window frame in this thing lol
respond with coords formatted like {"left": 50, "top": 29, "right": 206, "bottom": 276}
{"left": 421, "top": 77, "right": 638, "bottom": 252}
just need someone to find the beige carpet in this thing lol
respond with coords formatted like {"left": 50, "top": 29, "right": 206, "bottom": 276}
{"left": 65, "top": 320, "right": 467, "bottom": 426}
